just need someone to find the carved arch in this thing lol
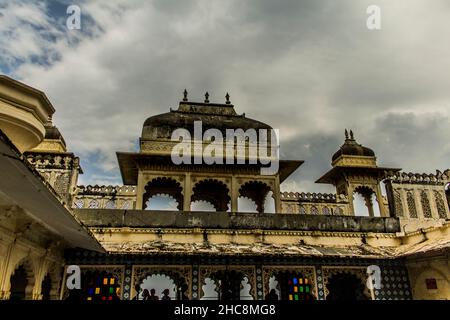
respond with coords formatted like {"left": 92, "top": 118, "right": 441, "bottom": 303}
{"left": 239, "top": 181, "right": 272, "bottom": 213}
{"left": 192, "top": 179, "right": 230, "bottom": 212}
{"left": 143, "top": 177, "right": 183, "bottom": 210}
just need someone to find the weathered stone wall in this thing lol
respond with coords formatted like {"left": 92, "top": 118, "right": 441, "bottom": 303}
{"left": 74, "top": 209, "right": 400, "bottom": 233}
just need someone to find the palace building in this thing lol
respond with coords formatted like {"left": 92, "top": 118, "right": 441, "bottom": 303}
{"left": 0, "top": 75, "right": 449, "bottom": 301}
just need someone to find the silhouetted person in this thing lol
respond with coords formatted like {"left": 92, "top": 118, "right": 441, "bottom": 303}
{"left": 149, "top": 288, "right": 159, "bottom": 300}
{"left": 142, "top": 289, "right": 150, "bottom": 301}
{"left": 132, "top": 284, "right": 141, "bottom": 300}
{"left": 161, "top": 288, "right": 171, "bottom": 300}
{"left": 265, "top": 289, "right": 279, "bottom": 301}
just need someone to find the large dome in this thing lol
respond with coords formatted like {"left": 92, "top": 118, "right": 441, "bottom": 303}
{"left": 141, "top": 101, "right": 272, "bottom": 140}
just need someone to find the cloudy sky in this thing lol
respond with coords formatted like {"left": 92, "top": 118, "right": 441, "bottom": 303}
{"left": 1, "top": 0, "right": 449, "bottom": 193}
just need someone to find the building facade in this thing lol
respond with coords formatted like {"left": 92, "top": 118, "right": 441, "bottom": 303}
{"left": 0, "top": 76, "right": 449, "bottom": 301}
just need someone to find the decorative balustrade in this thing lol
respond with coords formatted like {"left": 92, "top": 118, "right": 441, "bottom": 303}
{"left": 25, "top": 152, "right": 78, "bottom": 169}
{"left": 73, "top": 185, "right": 137, "bottom": 209}
{"left": 387, "top": 169, "right": 450, "bottom": 185}
{"left": 77, "top": 185, "right": 137, "bottom": 196}
{"left": 280, "top": 192, "right": 349, "bottom": 215}
{"left": 281, "top": 192, "right": 337, "bottom": 202}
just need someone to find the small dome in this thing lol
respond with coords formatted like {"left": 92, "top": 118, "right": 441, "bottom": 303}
{"left": 332, "top": 130, "right": 375, "bottom": 162}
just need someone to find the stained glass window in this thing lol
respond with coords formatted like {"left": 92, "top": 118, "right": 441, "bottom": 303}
{"left": 83, "top": 271, "right": 120, "bottom": 301}
{"left": 287, "top": 276, "right": 312, "bottom": 301}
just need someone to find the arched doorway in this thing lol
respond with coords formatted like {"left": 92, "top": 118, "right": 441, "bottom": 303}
{"left": 9, "top": 265, "right": 28, "bottom": 300}
{"left": 326, "top": 272, "right": 369, "bottom": 300}
{"left": 140, "top": 274, "right": 176, "bottom": 300}
{"left": 206, "top": 270, "right": 244, "bottom": 300}
{"left": 137, "top": 272, "right": 188, "bottom": 300}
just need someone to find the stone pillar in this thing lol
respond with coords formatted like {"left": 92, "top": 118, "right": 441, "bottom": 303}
{"left": 316, "top": 266, "right": 325, "bottom": 300}
{"left": 365, "top": 195, "right": 375, "bottom": 217}
{"left": 231, "top": 176, "right": 238, "bottom": 213}
{"left": 274, "top": 177, "right": 281, "bottom": 213}
{"left": 347, "top": 184, "right": 355, "bottom": 216}
{"left": 136, "top": 171, "right": 145, "bottom": 210}
{"left": 376, "top": 184, "right": 388, "bottom": 217}
{"left": 191, "top": 265, "right": 200, "bottom": 300}
{"left": 122, "top": 264, "right": 133, "bottom": 300}
{"left": 255, "top": 266, "right": 264, "bottom": 300}
{"left": 183, "top": 173, "right": 192, "bottom": 212}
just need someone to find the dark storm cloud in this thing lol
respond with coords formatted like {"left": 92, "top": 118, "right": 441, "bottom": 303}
{"left": 1, "top": 0, "right": 448, "bottom": 187}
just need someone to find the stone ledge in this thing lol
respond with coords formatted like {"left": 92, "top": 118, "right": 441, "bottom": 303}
{"left": 74, "top": 209, "right": 400, "bottom": 233}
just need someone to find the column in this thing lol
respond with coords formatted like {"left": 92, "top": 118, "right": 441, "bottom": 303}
{"left": 231, "top": 176, "right": 238, "bottom": 213}
{"left": 255, "top": 265, "right": 264, "bottom": 300}
{"left": 122, "top": 264, "right": 132, "bottom": 300}
{"left": 136, "top": 172, "right": 145, "bottom": 209}
{"left": 183, "top": 173, "right": 192, "bottom": 212}
{"left": 191, "top": 265, "right": 200, "bottom": 300}
{"left": 274, "top": 177, "right": 281, "bottom": 213}
{"left": 316, "top": 266, "right": 326, "bottom": 300}
{"left": 365, "top": 195, "right": 375, "bottom": 217}
{"left": 376, "top": 184, "right": 388, "bottom": 217}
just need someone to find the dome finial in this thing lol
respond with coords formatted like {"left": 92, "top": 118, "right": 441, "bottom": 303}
{"left": 183, "top": 89, "right": 188, "bottom": 101}
{"left": 350, "top": 129, "right": 354, "bottom": 140}
{"left": 204, "top": 91, "right": 209, "bottom": 103}
{"left": 345, "top": 129, "right": 349, "bottom": 140}
{"left": 225, "top": 92, "right": 230, "bottom": 104}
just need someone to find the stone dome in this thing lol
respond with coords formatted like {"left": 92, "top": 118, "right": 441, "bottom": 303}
{"left": 141, "top": 101, "right": 272, "bottom": 140}
{"left": 332, "top": 130, "right": 375, "bottom": 162}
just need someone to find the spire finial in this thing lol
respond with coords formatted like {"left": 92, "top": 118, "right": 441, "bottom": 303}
{"left": 204, "top": 91, "right": 209, "bottom": 103}
{"left": 350, "top": 129, "right": 354, "bottom": 140}
{"left": 183, "top": 89, "right": 188, "bottom": 101}
{"left": 345, "top": 129, "right": 349, "bottom": 140}
{"left": 225, "top": 92, "right": 230, "bottom": 104}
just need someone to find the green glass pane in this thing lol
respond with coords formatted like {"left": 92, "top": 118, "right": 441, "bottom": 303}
{"left": 109, "top": 287, "right": 114, "bottom": 294}
{"left": 294, "top": 294, "right": 299, "bottom": 301}
{"left": 300, "top": 286, "right": 304, "bottom": 292}
{"left": 306, "top": 286, "right": 310, "bottom": 293}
